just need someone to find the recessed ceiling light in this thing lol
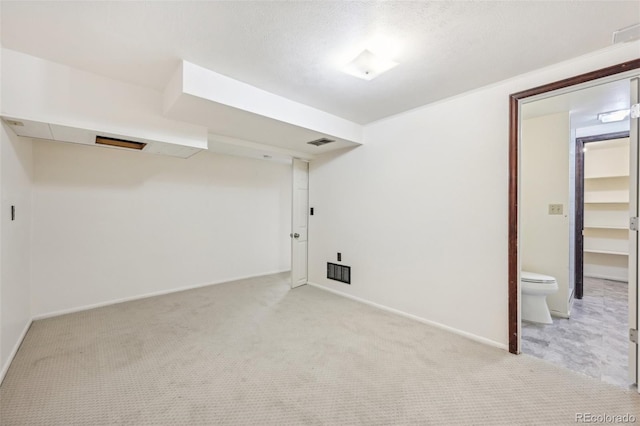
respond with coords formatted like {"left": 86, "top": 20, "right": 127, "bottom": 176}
{"left": 342, "top": 49, "right": 398, "bottom": 81}
{"left": 597, "top": 109, "right": 630, "bottom": 123}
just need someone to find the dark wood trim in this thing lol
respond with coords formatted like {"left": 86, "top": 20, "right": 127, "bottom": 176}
{"left": 575, "top": 138, "right": 585, "bottom": 300}
{"left": 574, "top": 131, "right": 630, "bottom": 300}
{"left": 508, "top": 59, "right": 640, "bottom": 355}
{"left": 511, "top": 59, "right": 640, "bottom": 101}
{"left": 576, "top": 131, "right": 630, "bottom": 144}
{"left": 508, "top": 95, "right": 519, "bottom": 354}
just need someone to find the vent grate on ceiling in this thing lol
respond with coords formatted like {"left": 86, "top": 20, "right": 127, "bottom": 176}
{"left": 307, "top": 137, "right": 335, "bottom": 147}
{"left": 96, "top": 136, "right": 147, "bottom": 150}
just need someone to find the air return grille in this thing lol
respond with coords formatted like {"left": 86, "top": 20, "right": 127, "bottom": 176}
{"left": 96, "top": 136, "right": 146, "bottom": 150}
{"left": 307, "top": 138, "right": 335, "bottom": 147}
{"left": 327, "top": 262, "right": 350, "bottom": 284}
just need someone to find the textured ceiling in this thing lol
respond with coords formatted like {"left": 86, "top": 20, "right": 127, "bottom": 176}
{"left": 1, "top": 1, "right": 638, "bottom": 124}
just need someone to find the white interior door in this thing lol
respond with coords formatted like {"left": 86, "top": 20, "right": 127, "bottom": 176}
{"left": 629, "top": 77, "right": 639, "bottom": 388}
{"left": 291, "top": 159, "right": 309, "bottom": 288}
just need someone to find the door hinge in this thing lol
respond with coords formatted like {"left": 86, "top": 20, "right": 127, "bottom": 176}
{"left": 631, "top": 103, "right": 640, "bottom": 119}
{"left": 631, "top": 328, "right": 639, "bottom": 344}
{"left": 631, "top": 217, "right": 639, "bottom": 231}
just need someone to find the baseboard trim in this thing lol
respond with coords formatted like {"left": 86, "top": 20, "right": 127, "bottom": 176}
{"left": 583, "top": 273, "right": 627, "bottom": 283}
{"left": 307, "top": 282, "right": 508, "bottom": 351}
{"left": 33, "top": 270, "right": 291, "bottom": 321}
{"left": 0, "top": 319, "right": 32, "bottom": 386}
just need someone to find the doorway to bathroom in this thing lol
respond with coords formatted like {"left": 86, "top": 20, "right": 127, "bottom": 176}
{"left": 508, "top": 60, "right": 640, "bottom": 392}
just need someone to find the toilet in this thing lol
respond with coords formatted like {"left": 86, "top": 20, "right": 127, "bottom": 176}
{"left": 521, "top": 271, "right": 558, "bottom": 324}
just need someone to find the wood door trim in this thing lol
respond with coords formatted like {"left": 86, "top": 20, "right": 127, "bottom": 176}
{"left": 577, "top": 131, "right": 630, "bottom": 144}
{"left": 575, "top": 138, "right": 585, "bottom": 300}
{"left": 508, "top": 59, "right": 640, "bottom": 355}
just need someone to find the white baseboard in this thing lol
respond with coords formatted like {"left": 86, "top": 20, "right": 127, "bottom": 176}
{"left": 306, "top": 282, "right": 508, "bottom": 351}
{"left": 33, "top": 270, "right": 290, "bottom": 321}
{"left": 583, "top": 273, "right": 628, "bottom": 283}
{"left": 0, "top": 319, "right": 32, "bottom": 386}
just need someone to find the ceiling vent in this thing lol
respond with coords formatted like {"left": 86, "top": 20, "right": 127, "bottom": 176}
{"left": 96, "top": 136, "right": 146, "bottom": 150}
{"left": 307, "top": 137, "right": 335, "bottom": 147}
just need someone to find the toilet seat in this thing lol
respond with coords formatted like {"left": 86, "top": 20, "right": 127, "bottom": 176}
{"left": 521, "top": 271, "right": 556, "bottom": 284}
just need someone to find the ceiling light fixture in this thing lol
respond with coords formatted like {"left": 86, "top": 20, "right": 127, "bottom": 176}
{"left": 597, "top": 109, "right": 630, "bottom": 123}
{"left": 342, "top": 49, "right": 398, "bottom": 81}
{"left": 612, "top": 23, "right": 640, "bottom": 44}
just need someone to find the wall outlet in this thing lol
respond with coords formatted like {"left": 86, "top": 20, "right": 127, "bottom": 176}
{"left": 548, "top": 204, "right": 563, "bottom": 215}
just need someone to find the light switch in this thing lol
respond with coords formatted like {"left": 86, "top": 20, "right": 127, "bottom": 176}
{"left": 548, "top": 204, "right": 563, "bottom": 215}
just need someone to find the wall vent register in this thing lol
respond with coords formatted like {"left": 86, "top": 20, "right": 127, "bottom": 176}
{"left": 96, "top": 136, "right": 147, "bottom": 150}
{"left": 307, "top": 138, "right": 335, "bottom": 147}
{"left": 327, "top": 262, "right": 350, "bottom": 284}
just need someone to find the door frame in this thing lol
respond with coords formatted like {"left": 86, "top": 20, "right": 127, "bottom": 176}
{"left": 574, "top": 131, "right": 630, "bottom": 300}
{"left": 508, "top": 58, "right": 640, "bottom": 354}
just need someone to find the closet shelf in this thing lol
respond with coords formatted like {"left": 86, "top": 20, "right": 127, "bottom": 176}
{"left": 583, "top": 225, "right": 628, "bottom": 230}
{"left": 584, "top": 201, "right": 629, "bottom": 204}
{"left": 584, "top": 249, "right": 628, "bottom": 256}
{"left": 584, "top": 174, "right": 629, "bottom": 179}
{"left": 583, "top": 136, "right": 630, "bottom": 280}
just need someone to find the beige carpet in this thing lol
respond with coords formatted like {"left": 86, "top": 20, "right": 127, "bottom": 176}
{"left": 1, "top": 273, "right": 638, "bottom": 425}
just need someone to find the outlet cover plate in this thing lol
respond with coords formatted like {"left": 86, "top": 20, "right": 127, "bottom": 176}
{"left": 548, "top": 204, "right": 563, "bottom": 215}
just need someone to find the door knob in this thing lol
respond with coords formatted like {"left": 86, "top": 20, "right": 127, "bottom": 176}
{"left": 293, "top": 233, "right": 300, "bottom": 239}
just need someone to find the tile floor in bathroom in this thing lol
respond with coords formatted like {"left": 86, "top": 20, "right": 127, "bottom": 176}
{"left": 521, "top": 276, "right": 631, "bottom": 389}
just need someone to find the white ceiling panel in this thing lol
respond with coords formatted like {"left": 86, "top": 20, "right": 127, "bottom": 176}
{"left": 2, "top": 1, "right": 637, "bottom": 124}
{"left": 2, "top": 117, "right": 53, "bottom": 139}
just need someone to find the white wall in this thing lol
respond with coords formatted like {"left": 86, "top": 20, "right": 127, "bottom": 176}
{"left": 0, "top": 123, "right": 33, "bottom": 379}
{"left": 31, "top": 141, "right": 291, "bottom": 317}
{"left": 521, "top": 113, "right": 571, "bottom": 316}
{"left": 308, "top": 41, "right": 640, "bottom": 348}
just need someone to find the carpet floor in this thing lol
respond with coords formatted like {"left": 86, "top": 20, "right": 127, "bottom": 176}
{"left": 1, "top": 273, "right": 638, "bottom": 425}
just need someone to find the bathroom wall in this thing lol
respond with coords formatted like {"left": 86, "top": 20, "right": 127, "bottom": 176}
{"left": 521, "top": 112, "right": 571, "bottom": 316}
